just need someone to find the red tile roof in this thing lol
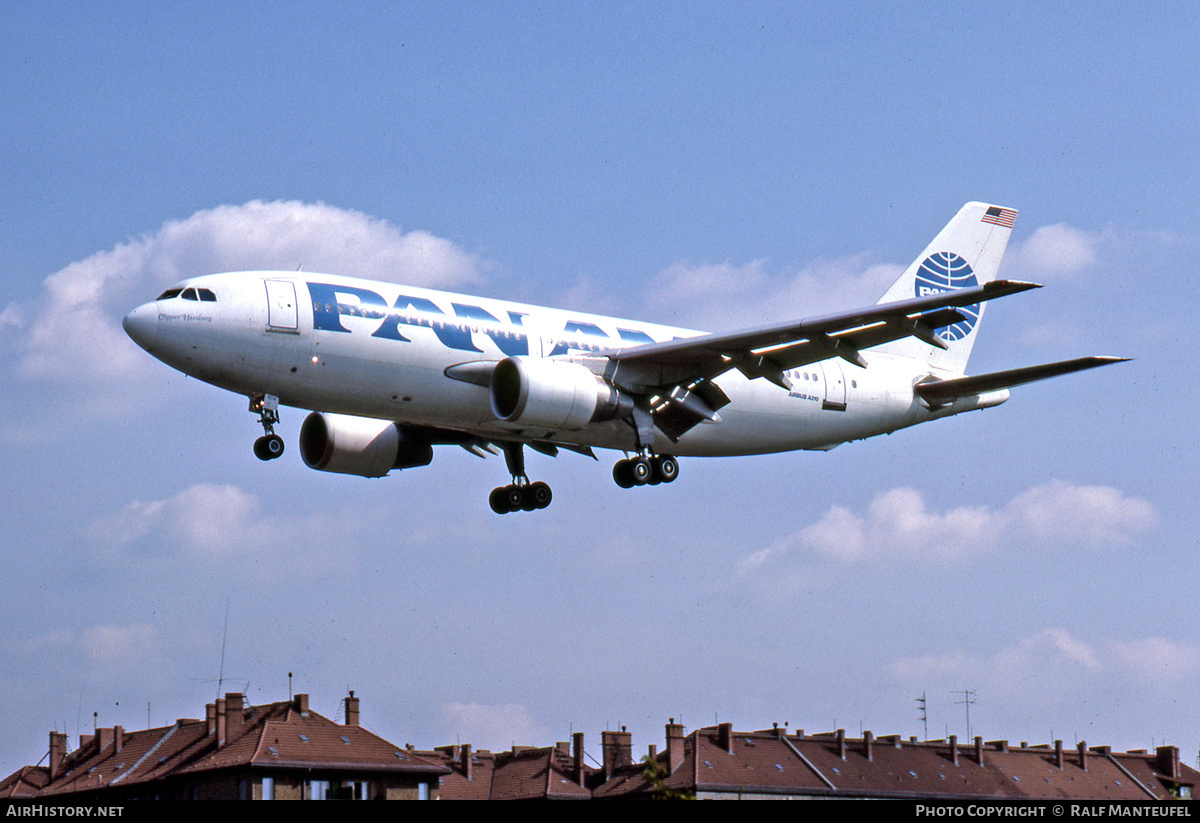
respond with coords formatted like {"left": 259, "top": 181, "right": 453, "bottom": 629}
{"left": 25, "top": 694, "right": 447, "bottom": 799}
{"left": 422, "top": 743, "right": 592, "bottom": 800}
{"left": 0, "top": 765, "right": 49, "bottom": 798}
{"left": 595, "top": 726, "right": 1199, "bottom": 801}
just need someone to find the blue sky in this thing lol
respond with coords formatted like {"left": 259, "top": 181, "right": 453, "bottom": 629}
{"left": 2, "top": 2, "right": 1198, "bottom": 774}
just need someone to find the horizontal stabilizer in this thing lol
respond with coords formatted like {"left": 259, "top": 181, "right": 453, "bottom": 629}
{"left": 915, "top": 356, "right": 1129, "bottom": 404}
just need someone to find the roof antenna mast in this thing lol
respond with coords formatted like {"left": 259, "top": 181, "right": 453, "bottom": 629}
{"left": 216, "top": 598, "right": 230, "bottom": 700}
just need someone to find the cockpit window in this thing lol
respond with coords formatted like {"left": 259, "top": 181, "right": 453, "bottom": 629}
{"left": 155, "top": 286, "right": 217, "bottom": 302}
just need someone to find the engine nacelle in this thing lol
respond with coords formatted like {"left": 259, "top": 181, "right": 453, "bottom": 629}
{"left": 489, "top": 357, "right": 631, "bottom": 430}
{"left": 299, "top": 412, "right": 433, "bottom": 477}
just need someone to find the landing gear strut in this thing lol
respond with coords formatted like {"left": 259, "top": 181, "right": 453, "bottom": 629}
{"left": 613, "top": 453, "right": 679, "bottom": 488}
{"left": 490, "top": 442, "right": 553, "bottom": 514}
{"left": 250, "top": 394, "right": 285, "bottom": 461}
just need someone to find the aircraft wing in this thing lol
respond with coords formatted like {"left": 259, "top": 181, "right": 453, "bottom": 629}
{"left": 608, "top": 279, "right": 1041, "bottom": 391}
{"left": 914, "top": 356, "right": 1130, "bottom": 406}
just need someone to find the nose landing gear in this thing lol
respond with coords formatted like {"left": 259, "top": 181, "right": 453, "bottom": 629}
{"left": 250, "top": 394, "right": 285, "bottom": 461}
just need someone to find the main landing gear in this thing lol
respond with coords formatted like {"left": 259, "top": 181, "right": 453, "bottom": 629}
{"left": 490, "top": 442, "right": 553, "bottom": 514}
{"left": 489, "top": 480, "right": 553, "bottom": 514}
{"left": 612, "top": 453, "right": 679, "bottom": 488}
{"left": 250, "top": 394, "right": 285, "bottom": 461}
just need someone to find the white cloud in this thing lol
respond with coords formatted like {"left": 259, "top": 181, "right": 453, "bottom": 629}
{"left": 91, "top": 483, "right": 263, "bottom": 556}
{"left": 88, "top": 483, "right": 364, "bottom": 577}
{"left": 893, "top": 630, "right": 1200, "bottom": 698}
{"left": 740, "top": 481, "right": 1156, "bottom": 581}
{"left": 892, "top": 629, "right": 1104, "bottom": 702}
{"left": 641, "top": 254, "right": 901, "bottom": 330}
{"left": 440, "top": 702, "right": 546, "bottom": 750}
{"left": 1106, "top": 638, "right": 1200, "bottom": 686}
{"left": 1006, "top": 479, "right": 1157, "bottom": 547}
{"left": 1, "top": 201, "right": 492, "bottom": 438}
{"left": 1007, "top": 223, "right": 1102, "bottom": 278}
{"left": 81, "top": 623, "right": 163, "bottom": 667}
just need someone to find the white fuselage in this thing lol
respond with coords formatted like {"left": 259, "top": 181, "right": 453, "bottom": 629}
{"left": 123, "top": 271, "right": 1005, "bottom": 458}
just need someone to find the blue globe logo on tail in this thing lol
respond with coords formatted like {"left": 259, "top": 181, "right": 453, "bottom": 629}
{"left": 914, "top": 252, "right": 979, "bottom": 342}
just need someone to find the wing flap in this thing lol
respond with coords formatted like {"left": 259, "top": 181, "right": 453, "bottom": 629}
{"left": 755, "top": 307, "right": 966, "bottom": 373}
{"left": 609, "top": 280, "right": 1039, "bottom": 390}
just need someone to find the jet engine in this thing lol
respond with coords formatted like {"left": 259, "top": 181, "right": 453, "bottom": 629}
{"left": 489, "top": 356, "right": 632, "bottom": 430}
{"left": 299, "top": 412, "right": 433, "bottom": 477}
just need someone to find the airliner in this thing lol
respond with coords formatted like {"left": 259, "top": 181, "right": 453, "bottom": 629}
{"left": 122, "top": 202, "right": 1123, "bottom": 513}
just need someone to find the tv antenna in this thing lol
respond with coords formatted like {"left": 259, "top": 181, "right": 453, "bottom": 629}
{"left": 916, "top": 692, "right": 928, "bottom": 741}
{"left": 954, "top": 689, "right": 977, "bottom": 740}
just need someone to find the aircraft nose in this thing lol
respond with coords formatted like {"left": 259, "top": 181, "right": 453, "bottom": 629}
{"left": 122, "top": 302, "right": 159, "bottom": 350}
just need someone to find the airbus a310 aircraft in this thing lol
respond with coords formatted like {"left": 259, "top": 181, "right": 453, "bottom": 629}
{"left": 123, "top": 202, "right": 1123, "bottom": 513}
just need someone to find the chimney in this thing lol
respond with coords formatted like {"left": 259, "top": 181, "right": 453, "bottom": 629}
{"left": 1077, "top": 740, "right": 1088, "bottom": 772}
{"left": 1055, "top": 739, "right": 1064, "bottom": 770}
{"left": 113, "top": 725, "right": 123, "bottom": 755}
{"left": 461, "top": 743, "right": 473, "bottom": 782}
{"left": 96, "top": 727, "right": 114, "bottom": 752}
{"left": 975, "top": 736, "right": 983, "bottom": 766}
{"left": 573, "top": 733, "right": 585, "bottom": 786}
{"left": 837, "top": 728, "right": 846, "bottom": 760}
{"left": 294, "top": 693, "right": 309, "bottom": 716}
{"left": 863, "top": 730, "right": 874, "bottom": 761}
{"left": 666, "top": 719, "right": 685, "bottom": 774}
{"left": 949, "top": 735, "right": 958, "bottom": 766}
{"left": 601, "top": 728, "right": 633, "bottom": 777}
{"left": 988, "top": 739, "right": 1009, "bottom": 753}
{"left": 344, "top": 691, "right": 359, "bottom": 727}
{"left": 225, "top": 693, "right": 245, "bottom": 739}
{"left": 718, "top": 722, "right": 734, "bottom": 754}
{"left": 206, "top": 703, "right": 216, "bottom": 736}
{"left": 1156, "top": 746, "right": 1179, "bottom": 780}
{"left": 216, "top": 697, "right": 227, "bottom": 747}
{"left": 49, "top": 732, "right": 67, "bottom": 780}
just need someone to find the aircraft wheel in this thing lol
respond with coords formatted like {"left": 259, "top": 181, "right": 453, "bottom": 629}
{"left": 613, "top": 460, "right": 635, "bottom": 489}
{"left": 505, "top": 485, "right": 525, "bottom": 511}
{"left": 631, "top": 457, "right": 653, "bottom": 486}
{"left": 253, "top": 435, "right": 284, "bottom": 461}
{"left": 519, "top": 484, "right": 539, "bottom": 511}
{"left": 530, "top": 481, "right": 553, "bottom": 509}
{"left": 264, "top": 434, "right": 285, "bottom": 459}
{"left": 655, "top": 455, "right": 679, "bottom": 483}
{"left": 489, "top": 487, "right": 510, "bottom": 514}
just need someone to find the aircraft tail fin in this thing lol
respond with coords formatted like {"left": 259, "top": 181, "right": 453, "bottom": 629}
{"left": 875, "top": 202, "right": 1017, "bottom": 374}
